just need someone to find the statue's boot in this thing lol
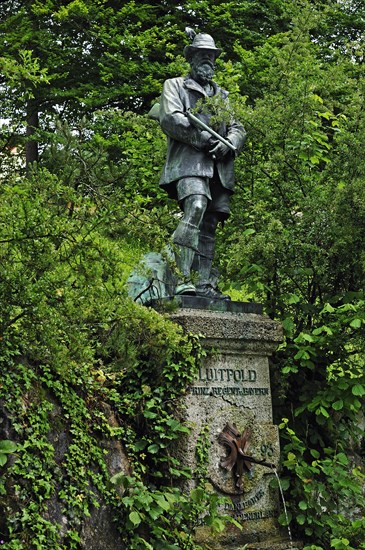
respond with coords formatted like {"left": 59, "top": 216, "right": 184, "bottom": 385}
{"left": 195, "top": 233, "right": 231, "bottom": 301}
{"left": 172, "top": 220, "right": 199, "bottom": 295}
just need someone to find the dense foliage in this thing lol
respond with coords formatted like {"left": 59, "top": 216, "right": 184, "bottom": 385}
{"left": 1, "top": 0, "right": 365, "bottom": 549}
{"left": 0, "top": 165, "right": 232, "bottom": 549}
{"left": 220, "top": 3, "right": 365, "bottom": 548}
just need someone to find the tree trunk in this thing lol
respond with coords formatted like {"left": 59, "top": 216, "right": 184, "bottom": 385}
{"left": 26, "top": 98, "right": 39, "bottom": 171}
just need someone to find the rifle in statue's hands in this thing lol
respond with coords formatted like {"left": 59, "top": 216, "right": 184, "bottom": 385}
{"left": 186, "top": 109, "right": 237, "bottom": 154}
{"left": 148, "top": 103, "right": 236, "bottom": 155}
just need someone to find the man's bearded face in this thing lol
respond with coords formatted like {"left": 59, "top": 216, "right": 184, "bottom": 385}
{"left": 190, "top": 51, "right": 215, "bottom": 85}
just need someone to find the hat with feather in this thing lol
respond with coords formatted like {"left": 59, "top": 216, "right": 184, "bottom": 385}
{"left": 183, "top": 27, "right": 222, "bottom": 60}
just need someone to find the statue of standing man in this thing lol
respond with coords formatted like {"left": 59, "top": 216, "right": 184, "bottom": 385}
{"left": 158, "top": 30, "right": 246, "bottom": 300}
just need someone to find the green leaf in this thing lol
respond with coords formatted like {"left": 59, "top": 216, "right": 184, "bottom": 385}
{"left": 147, "top": 443, "right": 159, "bottom": 454}
{"left": 332, "top": 399, "right": 343, "bottom": 411}
{"left": 352, "top": 519, "right": 364, "bottom": 528}
{"left": 148, "top": 506, "right": 163, "bottom": 520}
{"left": 312, "top": 325, "right": 333, "bottom": 336}
{"left": 144, "top": 411, "right": 157, "bottom": 419}
{"left": 243, "top": 228, "right": 255, "bottom": 236}
{"left": 190, "top": 487, "right": 204, "bottom": 503}
{"left": 0, "top": 455, "right": 8, "bottom": 467}
{"left": 0, "top": 440, "right": 18, "bottom": 453}
{"left": 350, "top": 318, "right": 362, "bottom": 328}
{"left": 282, "top": 365, "right": 298, "bottom": 374}
{"left": 134, "top": 440, "right": 148, "bottom": 451}
{"left": 164, "top": 492, "right": 178, "bottom": 505}
{"left": 297, "top": 513, "right": 306, "bottom": 525}
{"left": 336, "top": 452, "right": 348, "bottom": 466}
{"left": 111, "top": 473, "right": 129, "bottom": 487}
{"left": 210, "top": 517, "right": 225, "bottom": 533}
{"left": 318, "top": 406, "right": 329, "bottom": 418}
{"left": 294, "top": 349, "right": 310, "bottom": 360}
{"left": 321, "top": 303, "right": 335, "bottom": 313}
{"left": 278, "top": 478, "right": 290, "bottom": 490}
{"left": 166, "top": 419, "right": 181, "bottom": 430}
{"left": 299, "top": 500, "right": 308, "bottom": 510}
{"left": 224, "top": 515, "right": 243, "bottom": 530}
{"left": 352, "top": 384, "right": 365, "bottom": 396}
{"left": 288, "top": 293, "right": 300, "bottom": 304}
{"left": 153, "top": 495, "right": 170, "bottom": 511}
{"left": 129, "top": 511, "right": 142, "bottom": 526}
{"left": 278, "top": 511, "right": 292, "bottom": 526}
{"left": 282, "top": 317, "right": 295, "bottom": 333}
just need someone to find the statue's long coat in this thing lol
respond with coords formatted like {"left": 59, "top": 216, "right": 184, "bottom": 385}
{"left": 159, "top": 76, "right": 246, "bottom": 200}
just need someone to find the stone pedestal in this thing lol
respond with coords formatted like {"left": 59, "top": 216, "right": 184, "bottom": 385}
{"left": 169, "top": 302, "right": 299, "bottom": 549}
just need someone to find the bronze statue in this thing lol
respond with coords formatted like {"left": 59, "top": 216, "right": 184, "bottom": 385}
{"left": 158, "top": 30, "right": 246, "bottom": 299}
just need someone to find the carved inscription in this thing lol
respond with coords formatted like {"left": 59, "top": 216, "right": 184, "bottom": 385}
{"left": 190, "top": 366, "right": 270, "bottom": 397}
{"left": 190, "top": 387, "right": 269, "bottom": 396}
{"left": 233, "top": 509, "right": 278, "bottom": 521}
{"left": 224, "top": 488, "right": 265, "bottom": 511}
{"left": 196, "top": 511, "right": 276, "bottom": 527}
{"left": 222, "top": 490, "right": 277, "bottom": 521}
{"left": 198, "top": 367, "right": 257, "bottom": 383}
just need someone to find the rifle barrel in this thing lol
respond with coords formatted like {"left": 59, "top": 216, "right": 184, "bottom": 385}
{"left": 187, "top": 111, "right": 236, "bottom": 153}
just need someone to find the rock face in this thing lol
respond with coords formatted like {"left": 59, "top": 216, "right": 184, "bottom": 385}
{"left": 45, "top": 403, "right": 129, "bottom": 549}
{"left": 79, "top": 504, "right": 123, "bottom": 550}
{"left": 170, "top": 304, "right": 299, "bottom": 549}
{"left": 0, "top": 400, "right": 128, "bottom": 549}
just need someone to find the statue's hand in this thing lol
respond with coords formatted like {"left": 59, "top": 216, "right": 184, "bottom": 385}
{"left": 197, "top": 130, "right": 215, "bottom": 151}
{"left": 209, "top": 140, "right": 231, "bottom": 160}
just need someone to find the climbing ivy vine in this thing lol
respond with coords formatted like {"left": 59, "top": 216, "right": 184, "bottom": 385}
{"left": 0, "top": 166, "right": 237, "bottom": 548}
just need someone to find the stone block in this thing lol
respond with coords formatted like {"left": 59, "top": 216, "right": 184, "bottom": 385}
{"left": 169, "top": 304, "right": 297, "bottom": 548}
